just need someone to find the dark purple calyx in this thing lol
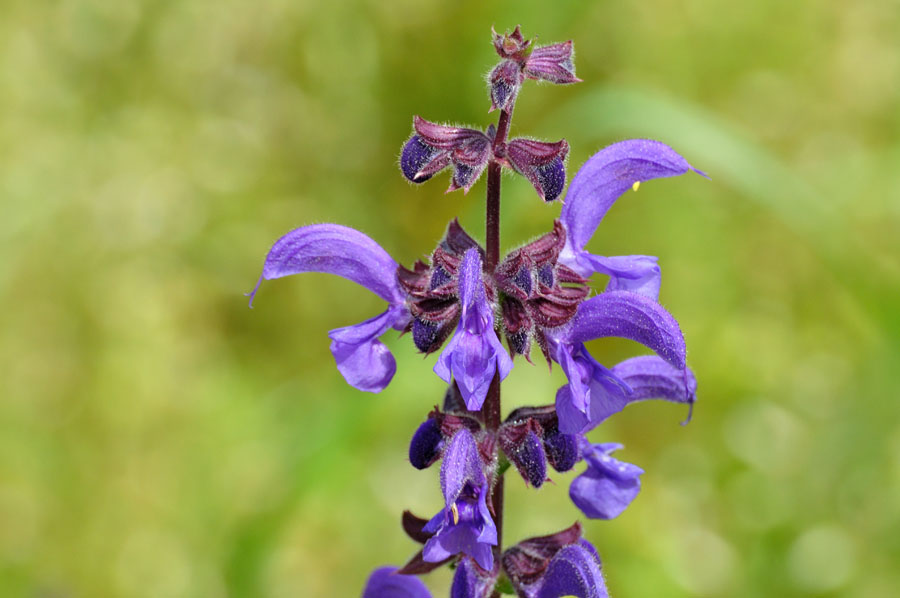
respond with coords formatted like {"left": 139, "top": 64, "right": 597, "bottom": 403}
{"left": 409, "top": 404, "right": 482, "bottom": 472}
{"left": 399, "top": 117, "right": 492, "bottom": 194}
{"left": 409, "top": 417, "right": 444, "bottom": 470}
{"left": 523, "top": 40, "right": 581, "bottom": 85}
{"left": 492, "top": 25, "right": 531, "bottom": 60}
{"left": 499, "top": 419, "right": 547, "bottom": 488}
{"left": 501, "top": 522, "right": 583, "bottom": 591}
{"left": 505, "top": 404, "right": 580, "bottom": 473}
{"left": 505, "top": 138, "right": 569, "bottom": 202}
{"left": 489, "top": 60, "right": 524, "bottom": 112}
{"left": 397, "top": 220, "right": 487, "bottom": 354}
{"left": 495, "top": 221, "right": 589, "bottom": 360}
{"left": 401, "top": 135, "right": 440, "bottom": 182}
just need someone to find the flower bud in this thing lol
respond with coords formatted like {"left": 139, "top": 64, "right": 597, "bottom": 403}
{"left": 544, "top": 430, "right": 579, "bottom": 472}
{"left": 400, "top": 135, "right": 440, "bottom": 183}
{"left": 489, "top": 60, "right": 524, "bottom": 112}
{"left": 401, "top": 117, "right": 493, "bottom": 194}
{"left": 492, "top": 25, "right": 531, "bottom": 60}
{"left": 523, "top": 41, "right": 581, "bottom": 85}
{"left": 499, "top": 419, "right": 548, "bottom": 488}
{"left": 504, "top": 404, "right": 580, "bottom": 473}
{"left": 506, "top": 138, "right": 569, "bottom": 202}
{"left": 409, "top": 417, "right": 444, "bottom": 470}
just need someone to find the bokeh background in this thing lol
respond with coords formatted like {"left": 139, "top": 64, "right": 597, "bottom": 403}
{"left": 2, "top": 0, "right": 899, "bottom": 596}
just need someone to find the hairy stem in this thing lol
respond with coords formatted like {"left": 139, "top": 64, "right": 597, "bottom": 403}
{"left": 485, "top": 105, "right": 513, "bottom": 563}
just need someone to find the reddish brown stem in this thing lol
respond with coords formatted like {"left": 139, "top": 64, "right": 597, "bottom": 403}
{"left": 484, "top": 106, "right": 513, "bottom": 562}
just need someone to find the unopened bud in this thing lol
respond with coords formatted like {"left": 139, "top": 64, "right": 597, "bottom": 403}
{"left": 409, "top": 417, "right": 443, "bottom": 470}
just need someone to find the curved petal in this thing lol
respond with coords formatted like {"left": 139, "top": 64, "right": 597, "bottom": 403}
{"left": 580, "top": 254, "right": 661, "bottom": 299}
{"left": 567, "top": 291, "right": 686, "bottom": 370}
{"left": 362, "top": 567, "right": 432, "bottom": 598}
{"left": 610, "top": 355, "right": 697, "bottom": 404}
{"left": 434, "top": 249, "right": 513, "bottom": 410}
{"left": 551, "top": 340, "right": 632, "bottom": 434}
{"left": 560, "top": 139, "right": 703, "bottom": 254}
{"left": 248, "top": 224, "right": 404, "bottom": 306}
{"left": 440, "top": 429, "right": 486, "bottom": 503}
{"left": 536, "top": 542, "right": 609, "bottom": 598}
{"left": 328, "top": 306, "right": 406, "bottom": 393}
{"left": 569, "top": 443, "right": 643, "bottom": 520}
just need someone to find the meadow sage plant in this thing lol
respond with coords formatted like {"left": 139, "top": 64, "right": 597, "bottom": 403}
{"left": 250, "top": 26, "right": 704, "bottom": 598}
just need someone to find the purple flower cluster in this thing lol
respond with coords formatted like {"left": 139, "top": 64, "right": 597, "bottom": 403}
{"left": 249, "top": 26, "right": 704, "bottom": 598}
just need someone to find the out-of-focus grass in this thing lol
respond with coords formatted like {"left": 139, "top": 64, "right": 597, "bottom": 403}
{"left": 1, "top": 1, "right": 899, "bottom": 596}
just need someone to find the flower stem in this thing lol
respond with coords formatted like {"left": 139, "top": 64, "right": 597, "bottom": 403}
{"left": 484, "top": 106, "right": 513, "bottom": 564}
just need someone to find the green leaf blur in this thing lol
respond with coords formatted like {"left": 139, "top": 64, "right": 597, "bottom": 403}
{"left": 2, "top": 1, "right": 898, "bottom": 596}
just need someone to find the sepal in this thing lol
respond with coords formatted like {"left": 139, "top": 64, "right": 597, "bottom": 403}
{"left": 499, "top": 419, "right": 548, "bottom": 488}
{"left": 523, "top": 41, "right": 581, "bottom": 84}
{"left": 505, "top": 139, "right": 569, "bottom": 202}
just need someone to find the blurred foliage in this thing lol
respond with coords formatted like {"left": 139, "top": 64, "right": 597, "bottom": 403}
{"left": 2, "top": 0, "right": 899, "bottom": 596}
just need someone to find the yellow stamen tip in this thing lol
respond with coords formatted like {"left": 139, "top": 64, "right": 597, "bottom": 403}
{"left": 451, "top": 503, "right": 460, "bottom": 525}
{"left": 632, "top": 181, "right": 641, "bottom": 192}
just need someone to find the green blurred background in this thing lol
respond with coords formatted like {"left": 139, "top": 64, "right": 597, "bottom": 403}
{"left": 2, "top": 0, "right": 899, "bottom": 596}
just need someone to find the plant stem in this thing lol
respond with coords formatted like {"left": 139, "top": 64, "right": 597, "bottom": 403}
{"left": 484, "top": 106, "right": 513, "bottom": 563}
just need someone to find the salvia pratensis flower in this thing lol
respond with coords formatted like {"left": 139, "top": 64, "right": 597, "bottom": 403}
{"left": 422, "top": 428, "right": 498, "bottom": 570}
{"left": 548, "top": 290, "right": 695, "bottom": 434}
{"left": 558, "top": 139, "right": 707, "bottom": 299}
{"left": 362, "top": 567, "right": 432, "bottom": 598}
{"left": 433, "top": 248, "right": 513, "bottom": 410}
{"left": 569, "top": 440, "right": 643, "bottom": 520}
{"left": 248, "top": 224, "right": 409, "bottom": 393}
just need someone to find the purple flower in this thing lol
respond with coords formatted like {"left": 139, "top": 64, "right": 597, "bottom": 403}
{"left": 535, "top": 541, "right": 608, "bottom": 598}
{"left": 248, "top": 224, "right": 409, "bottom": 393}
{"left": 434, "top": 248, "right": 513, "bottom": 411}
{"left": 548, "top": 290, "right": 693, "bottom": 434}
{"left": 558, "top": 139, "right": 706, "bottom": 299}
{"left": 569, "top": 441, "right": 643, "bottom": 520}
{"left": 362, "top": 567, "right": 431, "bottom": 598}
{"left": 423, "top": 428, "right": 497, "bottom": 571}
{"left": 450, "top": 558, "right": 499, "bottom": 598}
